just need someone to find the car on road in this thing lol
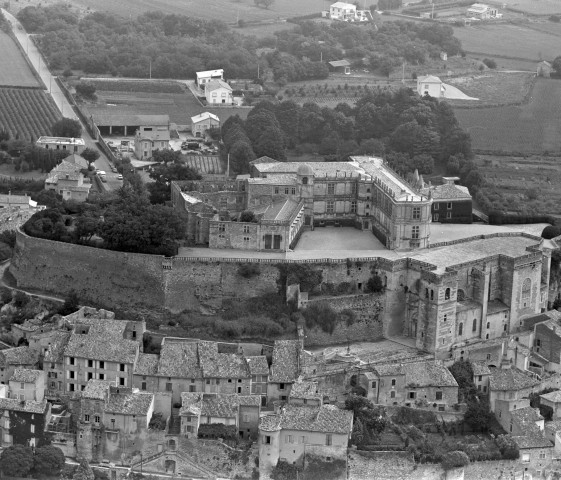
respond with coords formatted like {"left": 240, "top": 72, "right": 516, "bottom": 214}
{"left": 117, "top": 174, "right": 123, "bottom": 180}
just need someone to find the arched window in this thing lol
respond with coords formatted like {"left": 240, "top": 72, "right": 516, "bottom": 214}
{"left": 458, "top": 323, "right": 463, "bottom": 336}
{"left": 521, "top": 278, "right": 531, "bottom": 307}
{"left": 472, "top": 319, "right": 477, "bottom": 332}
{"left": 302, "top": 177, "right": 308, "bottom": 185}
{"left": 445, "top": 288, "right": 450, "bottom": 300}
{"left": 486, "top": 322, "right": 490, "bottom": 329}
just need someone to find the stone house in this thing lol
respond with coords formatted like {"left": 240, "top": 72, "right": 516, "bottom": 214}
{"left": 289, "top": 380, "right": 322, "bottom": 407}
{"left": 537, "top": 61, "right": 553, "bottom": 78}
{"left": 540, "top": 390, "right": 561, "bottom": 418}
{"left": 421, "top": 177, "right": 473, "bottom": 224}
{"left": 471, "top": 361, "right": 491, "bottom": 394}
{"left": 44, "top": 158, "right": 92, "bottom": 202}
{"left": 246, "top": 356, "right": 269, "bottom": 404}
{"left": 512, "top": 432, "right": 554, "bottom": 477}
{"left": 43, "top": 331, "right": 71, "bottom": 400}
{"left": 0, "top": 396, "right": 50, "bottom": 448}
{"left": 196, "top": 69, "right": 224, "bottom": 88}
{"left": 367, "top": 361, "right": 458, "bottom": 411}
{"left": 205, "top": 80, "right": 233, "bottom": 105}
{"left": 134, "top": 124, "right": 170, "bottom": 160}
{"left": 417, "top": 75, "right": 443, "bottom": 98}
{"left": 329, "top": 2, "right": 357, "bottom": 20}
{"left": 0, "top": 346, "right": 38, "bottom": 385}
{"left": 8, "top": 368, "right": 45, "bottom": 402}
{"left": 268, "top": 340, "right": 304, "bottom": 404}
{"left": 258, "top": 404, "right": 353, "bottom": 472}
{"left": 12, "top": 319, "right": 56, "bottom": 346}
{"left": 191, "top": 112, "right": 219, "bottom": 138}
{"left": 36, "top": 136, "right": 86, "bottom": 154}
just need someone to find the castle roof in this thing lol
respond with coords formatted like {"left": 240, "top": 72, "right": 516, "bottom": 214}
{"left": 256, "top": 199, "right": 303, "bottom": 223}
{"left": 421, "top": 183, "right": 471, "bottom": 201}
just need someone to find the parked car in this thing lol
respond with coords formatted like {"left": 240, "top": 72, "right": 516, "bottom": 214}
{"left": 117, "top": 174, "right": 123, "bottom": 180}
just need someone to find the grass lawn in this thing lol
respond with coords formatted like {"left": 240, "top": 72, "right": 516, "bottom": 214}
{"left": 0, "top": 31, "right": 40, "bottom": 87}
{"left": 453, "top": 78, "right": 561, "bottom": 154}
{"left": 453, "top": 24, "right": 560, "bottom": 62}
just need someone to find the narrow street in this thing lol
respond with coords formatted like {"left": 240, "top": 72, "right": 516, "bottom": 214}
{"left": 1, "top": 9, "right": 119, "bottom": 189}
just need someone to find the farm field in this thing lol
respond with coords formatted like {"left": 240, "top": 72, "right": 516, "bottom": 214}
{"left": 495, "top": 0, "right": 561, "bottom": 15}
{"left": 61, "top": 0, "right": 324, "bottom": 22}
{"left": 453, "top": 24, "right": 560, "bottom": 63}
{"left": 0, "top": 30, "right": 40, "bottom": 88}
{"left": 453, "top": 78, "right": 561, "bottom": 154}
{"left": 84, "top": 90, "right": 251, "bottom": 127}
{"left": 0, "top": 88, "right": 61, "bottom": 140}
{"left": 476, "top": 154, "right": 561, "bottom": 215}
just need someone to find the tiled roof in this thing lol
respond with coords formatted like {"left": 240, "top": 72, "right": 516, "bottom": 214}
{"left": 489, "top": 367, "right": 541, "bottom": 391}
{"left": 269, "top": 340, "right": 301, "bottom": 383}
{"left": 374, "top": 364, "right": 404, "bottom": 377}
{"left": 249, "top": 156, "right": 279, "bottom": 166}
{"left": 246, "top": 356, "right": 269, "bottom": 375}
{"left": 64, "top": 319, "right": 139, "bottom": 364}
{"left": 260, "top": 404, "right": 353, "bottom": 434}
{"left": 254, "top": 161, "right": 359, "bottom": 177}
{"left": 201, "top": 394, "right": 239, "bottom": 418}
{"left": 259, "top": 199, "right": 303, "bottom": 223}
{"left": 205, "top": 80, "right": 232, "bottom": 93}
{"left": 0, "top": 398, "right": 47, "bottom": 414}
{"left": 422, "top": 183, "right": 471, "bottom": 201}
{"left": 237, "top": 395, "right": 261, "bottom": 407}
{"left": 540, "top": 390, "right": 561, "bottom": 404}
{"left": 199, "top": 341, "right": 250, "bottom": 379}
{"left": 179, "top": 392, "right": 203, "bottom": 416}
{"left": 418, "top": 75, "right": 442, "bottom": 83}
{"left": 471, "top": 361, "right": 491, "bottom": 376}
{"left": 157, "top": 341, "right": 202, "bottom": 378}
{"left": 64, "top": 154, "right": 89, "bottom": 169}
{"left": 512, "top": 434, "right": 552, "bottom": 449}
{"left": 44, "top": 331, "right": 71, "bottom": 363}
{"left": 191, "top": 112, "right": 219, "bottom": 123}
{"left": 9, "top": 368, "right": 43, "bottom": 383}
{"left": 0, "top": 347, "right": 37, "bottom": 366}
{"left": 248, "top": 175, "right": 298, "bottom": 186}
{"left": 289, "top": 381, "right": 321, "bottom": 400}
{"left": 134, "top": 353, "right": 160, "bottom": 376}
{"left": 104, "top": 392, "right": 154, "bottom": 416}
{"left": 83, "top": 380, "right": 114, "bottom": 400}
{"left": 403, "top": 361, "right": 458, "bottom": 388}
{"left": 545, "top": 420, "right": 561, "bottom": 436}
{"left": 511, "top": 407, "right": 543, "bottom": 428}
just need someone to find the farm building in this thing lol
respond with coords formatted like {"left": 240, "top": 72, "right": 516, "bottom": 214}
{"left": 466, "top": 3, "right": 499, "bottom": 19}
{"left": 134, "top": 124, "right": 171, "bottom": 160}
{"left": 205, "top": 80, "right": 233, "bottom": 105}
{"left": 537, "top": 61, "right": 553, "bottom": 78}
{"left": 420, "top": 177, "right": 473, "bottom": 224}
{"left": 191, "top": 112, "right": 220, "bottom": 137}
{"left": 328, "top": 59, "right": 351, "bottom": 74}
{"left": 44, "top": 157, "right": 92, "bottom": 202}
{"left": 417, "top": 75, "right": 443, "bottom": 98}
{"left": 36, "top": 136, "right": 85, "bottom": 154}
{"left": 329, "top": 2, "right": 357, "bottom": 20}
{"left": 196, "top": 69, "right": 224, "bottom": 88}
{"left": 0, "top": 194, "right": 39, "bottom": 211}
{"left": 89, "top": 113, "right": 170, "bottom": 138}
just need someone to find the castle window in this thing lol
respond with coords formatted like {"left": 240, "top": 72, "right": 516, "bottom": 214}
{"left": 443, "top": 314, "right": 447, "bottom": 322}
{"left": 218, "top": 223, "right": 225, "bottom": 233}
{"left": 366, "top": 188, "right": 371, "bottom": 193}
{"left": 220, "top": 196, "right": 227, "bottom": 206}
{"left": 458, "top": 323, "right": 463, "bottom": 336}
{"left": 351, "top": 201, "right": 357, "bottom": 214}
{"left": 274, "top": 187, "right": 279, "bottom": 194}
{"left": 243, "top": 237, "right": 250, "bottom": 242}
{"left": 243, "top": 225, "right": 250, "bottom": 234}
{"left": 326, "top": 201, "right": 334, "bottom": 215}
{"left": 487, "top": 322, "right": 490, "bottom": 329}
{"left": 434, "top": 203, "right": 439, "bottom": 211}
{"left": 486, "top": 333, "right": 489, "bottom": 339}
{"left": 291, "top": 187, "right": 296, "bottom": 195}
{"left": 472, "top": 319, "right": 477, "bottom": 332}
{"left": 390, "top": 391, "right": 395, "bottom": 398}
{"left": 430, "top": 290, "right": 434, "bottom": 301}
{"left": 445, "top": 288, "right": 450, "bottom": 300}
{"left": 447, "top": 202, "right": 452, "bottom": 209}
{"left": 351, "top": 183, "right": 357, "bottom": 195}
{"left": 413, "top": 207, "right": 421, "bottom": 220}
{"left": 327, "top": 183, "right": 335, "bottom": 195}
{"left": 284, "top": 187, "right": 289, "bottom": 195}
{"left": 521, "top": 278, "right": 531, "bottom": 307}
{"left": 302, "top": 177, "right": 308, "bottom": 185}
{"left": 411, "top": 226, "right": 419, "bottom": 239}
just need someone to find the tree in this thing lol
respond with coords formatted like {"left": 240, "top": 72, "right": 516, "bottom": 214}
{"left": 152, "top": 148, "right": 181, "bottom": 164}
{"left": 81, "top": 148, "right": 100, "bottom": 167}
{"left": 52, "top": 118, "right": 82, "bottom": 138}
{"left": 58, "top": 290, "right": 80, "bottom": 316}
{"left": 542, "top": 225, "right": 561, "bottom": 239}
{"left": 73, "top": 458, "right": 95, "bottom": 480}
{"left": 270, "top": 461, "right": 302, "bottom": 480}
{"left": 75, "top": 82, "right": 97, "bottom": 100}
{"left": 239, "top": 210, "right": 257, "bottom": 222}
{"left": 74, "top": 212, "right": 101, "bottom": 243}
{"left": 464, "top": 397, "right": 492, "bottom": 432}
{"left": 552, "top": 55, "right": 561, "bottom": 76}
{"left": 33, "top": 445, "right": 65, "bottom": 477}
{"left": 0, "top": 445, "right": 34, "bottom": 477}
{"left": 148, "top": 162, "right": 201, "bottom": 204}
{"left": 254, "top": 0, "right": 275, "bottom": 8}
{"left": 441, "top": 451, "right": 469, "bottom": 471}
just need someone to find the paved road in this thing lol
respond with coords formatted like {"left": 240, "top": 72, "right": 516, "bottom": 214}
{"left": 2, "top": 9, "right": 120, "bottom": 190}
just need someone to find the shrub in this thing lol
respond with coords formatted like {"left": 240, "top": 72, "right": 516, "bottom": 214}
{"left": 13, "top": 291, "right": 29, "bottom": 308}
{"left": 549, "top": 14, "right": 560, "bottom": 22}
{"left": 302, "top": 302, "right": 338, "bottom": 334}
{"left": 542, "top": 225, "right": 561, "bottom": 239}
{"left": 496, "top": 434, "right": 519, "bottom": 460}
{"left": 238, "top": 263, "right": 261, "bottom": 278}
{"left": 441, "top": 451, "right": 469, "bottom": 470}
{"left": 198, "top": 423, "right": 238, "bottom": 441}
{"left": 365, "top": 274, "right": 384, "bottom": 293}
{"left": 482, "top": 58, "right": 497, "bottom": 69}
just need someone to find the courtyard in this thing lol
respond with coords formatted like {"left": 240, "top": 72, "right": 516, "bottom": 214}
{"left": 294, "top": 227, "right": 387, "bottom": 252}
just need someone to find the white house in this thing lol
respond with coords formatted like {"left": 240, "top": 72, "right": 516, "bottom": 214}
{"left": 36, "top": 136, "right": 86, "bottom": 155}
{"left": 191, "top": 112, "right": 220, "bottom": 138}
{"left": 196, "top": 69, "right": 224, "bottom": 88}
{"left": 467, "top": 3, "right": 499, "bottom": 19}
{"left": 134, "top": 125, "right": 171, "bottom": 160}
{"left": 417, "top": 75, "right": 444, "bottom": 98}
{"left": 330, "top": 2, "right": 357, "bottom": 21}
{"left": 205, "top": 80, "right": 233, "bottom": 105}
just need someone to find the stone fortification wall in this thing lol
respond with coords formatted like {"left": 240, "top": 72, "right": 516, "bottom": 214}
{"left": 11, "top": 231, "right": 166, "bottom": 315}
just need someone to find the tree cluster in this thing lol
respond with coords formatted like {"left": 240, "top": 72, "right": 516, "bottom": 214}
{"left": 345, "top": 395, "right": 388, "bottom": 446}
{"left": 0, "top": 445, "right": 65, "bottom": 478}
{"left": 147, "top": 156, "right": 201, "bottom": 204}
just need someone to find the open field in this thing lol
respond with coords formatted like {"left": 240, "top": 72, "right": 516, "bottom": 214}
{"left": 0, "top": 30, "right": 40, "bottom": 87}
{"left": 62, "top": 0, "right": 325, "bottom": 23}
{"left": 0, "top": 88, "right": 61, "bottom": 140}
{"left": 453, "top": 24, "right": 560, "bottom": 63}
{"left": 85, "top": 90, "right": 251, "bottom": 127}
{"left": 475, "top": 155, "right": 561, "bottom": 215}
{"left": 453, "top": 78, "right": 561, "bottom": 154}
{"left": 497, "top": 0, "right": 561, "bottom": 15}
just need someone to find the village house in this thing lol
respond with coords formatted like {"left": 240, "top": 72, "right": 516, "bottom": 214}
{"left": 417, "top": 75, "right": 443, "bottom": 98}
{"left": 205, "top": 80, "right": 233, "bottom": 105}
{"left": 466, "top": 3, "right": 499, "bottom": 19}
{"left": 191, "top": 112, "right": 219, "bottom": 138}
{"left": 0, "top": 396, "right": 50, "bottom": 448}
{"left": 540, "top": 390, "right": 561, "bottom": 418}
{"left": 246, "top": 356, "right": 269, "bottom": 403}
{"left": 472, "top": 361, "right": 491, "bottom": 394}
{"left": 196, "top": 69, "right": 224, "bottom": 88}
{"left": 134, "top": 123, "right": 171, "bottom": 160}
{"left": 0, "top": 346, "right": 38, "bottom": 385}
{"left": 36, "top": 136, "right": 86, "bottom": 154}
{"left": 366, "top": 361, "right": 458, "bottom": 411}
{"left": 537, "top": 60, "right": 553, "bottom": 78}
{"left": 44, "top": 158, "right": 92, "bottom": 202}
{"left": 0, "top": 193, "right": 40, "bottom": 212}
{"left": 43, "top": 331, "right": 72, "bottom": 400}
{"left": 268, "top": 340, "right": 304, "bottom": 404}
{"left": 258, "top": 404, "right": 353, "bottom": 472}
{"left": 421, "top": 177, "right": 473, "bottom": 224}
{"left": 288, "top": 380, "right": 322, "bottom": 407}
{"left": 8, "top": 368, "right": 45, "bottom": 402}
{"left": 329, "top": 2, "right": 357, "bottom": 21}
